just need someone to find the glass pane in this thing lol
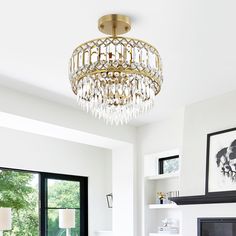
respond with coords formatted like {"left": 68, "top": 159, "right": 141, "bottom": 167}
{"left": 47, "top": 209, "right": 80, "bottom": 236}
{"left": 163, "top": 158, "right": 179, "bottom": 174}
{"left": 48, "top": 179, "right": 80, "bottom": 208}
{"left": 0, "top": 170, "right": 39, "bottom": 236}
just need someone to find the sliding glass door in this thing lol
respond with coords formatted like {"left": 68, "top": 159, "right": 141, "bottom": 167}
{"left": 0, "top": 169, "right": 39, "bottom": 236}
{"left": 40, "top": 173, "right": 88, "bottom": 236}
{"left": 0, "top": 168, "right": 88, "bottom": 236}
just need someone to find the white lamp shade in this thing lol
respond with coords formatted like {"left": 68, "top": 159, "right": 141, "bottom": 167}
{"left": 59, "top": 209, "right": 75, "bottom": 229}
{"left": 0, "top": 208, "right": 12, "bottom": 230}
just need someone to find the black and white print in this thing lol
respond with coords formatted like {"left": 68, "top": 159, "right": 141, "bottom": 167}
{"left": 206, "top": 128, "right": 236, "bottom": 194}
{"left": 216, "top": 139, "right": 236, "bottom": 181}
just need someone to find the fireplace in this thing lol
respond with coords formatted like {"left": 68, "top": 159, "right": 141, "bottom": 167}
{"left": 198, "top": 218, "right": 236, "bottom": 236}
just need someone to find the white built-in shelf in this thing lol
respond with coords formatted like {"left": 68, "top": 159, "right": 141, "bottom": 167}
{"left": 148, "top": 203, "right": 178, "bottom": 209}
{"left": 144, "top": 150, "right": 181, "bottom": 236}
{"left": 95, "top": 231, "right": 112, "bottom": 236}
{"left": 149, "top": 233, "right": 180, "bottom": 236}
{"left": 145, "top": 172, "right": 179, "bottom": 181}
{"left": 95, "top": 231, "right": 112, "bottom": 233}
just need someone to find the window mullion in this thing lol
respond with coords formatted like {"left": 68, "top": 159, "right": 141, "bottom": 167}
{"left": 39, "top": 173, "right": 47, "bottom": 236}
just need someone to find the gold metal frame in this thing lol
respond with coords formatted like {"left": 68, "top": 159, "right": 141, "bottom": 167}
{"left": 71, "top": 68, "right": 162, "bottom": 96}
{"left": 69, "top": 35, "right": 163, "bottom": 96}
{"left": 72, "top": 36, "right": 160, "bottom": 57}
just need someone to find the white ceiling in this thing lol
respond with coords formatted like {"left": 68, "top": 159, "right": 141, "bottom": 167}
{"left": 0, "top": 0, "right": 236, "bottom": 126}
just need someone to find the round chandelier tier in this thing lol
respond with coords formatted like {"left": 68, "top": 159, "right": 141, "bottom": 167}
{"left": 69, "top": 14, "right": 163, "bottom": 125}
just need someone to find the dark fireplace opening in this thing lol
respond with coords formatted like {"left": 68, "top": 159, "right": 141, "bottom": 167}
{"left": 198, "top": 218, "right": 236, "bottom": 236}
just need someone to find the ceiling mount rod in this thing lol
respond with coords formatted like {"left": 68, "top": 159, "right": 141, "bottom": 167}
{"left": 98, "top": 14, "right": 131, "bottom": 36}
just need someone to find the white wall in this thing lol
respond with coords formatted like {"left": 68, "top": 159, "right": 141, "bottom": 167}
{"left": 137, "top": 90, "right": 236, "bottom": 236}
{"left": 0, "top": 83, "right": 137, "bottom": 236}
{"left": 0, "top": 85, "right": 136, "bottom": 144}
{"left": 180, "top": 90, "right": 236, "bottom": 235}
{"left": 181, "top": 90, "right": 236, "bottom": 196}
{"left": 0, "top": 126, "right": 112, "bottom": 235}
{"left": 112, "top": 146, "right": 134, "bottom": 236}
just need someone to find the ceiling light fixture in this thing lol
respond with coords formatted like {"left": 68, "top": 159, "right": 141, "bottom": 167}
{"left": 69, "top": 14, "right": 163, "bottom": 125}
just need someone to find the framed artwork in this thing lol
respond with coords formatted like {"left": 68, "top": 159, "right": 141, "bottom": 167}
{"left": 206, "top": 127, "right": 236, "bottom": 196}
{"left": 106, "top": 193, "right": 113, "bottom": 208}
{"left": 158, "top": 155, "right": 179, "bottom": 175}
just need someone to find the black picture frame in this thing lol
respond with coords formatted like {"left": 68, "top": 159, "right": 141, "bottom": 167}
{"left": 159, "top": 155, "right": 179, "bottom": 175}
{"left": 206, "top": 127, "right": 236, "bottom": 197}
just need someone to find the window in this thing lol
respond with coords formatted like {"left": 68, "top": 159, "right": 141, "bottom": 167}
{"left": 159, "top": 155, "right": 179, "bottom": 174}
{"left": 0, "top": 168, "right": 88, "bottom": 236}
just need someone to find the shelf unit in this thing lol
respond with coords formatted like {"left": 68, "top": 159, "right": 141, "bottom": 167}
{"left": 146, "top": 172, "right": 179, "bottom": 181}
{"left": 148, "top": 203, "right": 178, "bottom": 209}
{"left": 95, "top": 231, "right": 112, "bottom": 236}
{"left": 149, "top": 233, "right": 180, "bottom": 236}
{"left": 143, "top": 150, "right": 182, "bottom": 236}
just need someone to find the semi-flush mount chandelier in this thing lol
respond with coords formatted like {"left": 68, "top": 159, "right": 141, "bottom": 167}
{"left": 69, "top": 14, "right": 163, "bottom": 125}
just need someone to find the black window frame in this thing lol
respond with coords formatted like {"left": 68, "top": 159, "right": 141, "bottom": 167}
{"left": 0, "top": 167, "right": 88, "bottom": 236}
{"left": 159, "top": 155, "right": 179, "bottom": 174}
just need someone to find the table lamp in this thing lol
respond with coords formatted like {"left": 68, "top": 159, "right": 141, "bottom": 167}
{"left": 59, "top": 209, "right": 75, "bottom": 236}
{"left": 0, "top": 208, "right": 12, "bottom": 236}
